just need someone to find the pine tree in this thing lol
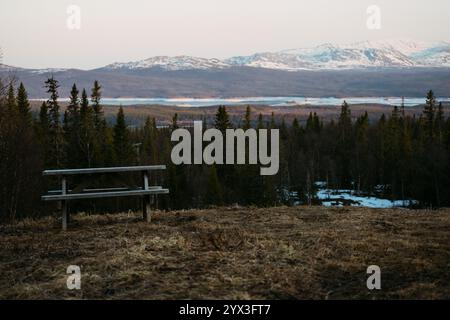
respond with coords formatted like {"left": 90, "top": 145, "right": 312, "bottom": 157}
{"left": 257, "top": 113, "right": 264, "bottom": 130}
{"left": 243, "top": 106, "right": 251, "bottom": 130}
{"left": 6, "top": 84, "right": 16, "bottom": 114}
{"left": 337, "top": 101, "right": 353, "bottom": 188}
{"left": 79, "top": 88, "right": 96, "bottom": 167}
{"left": 64, "top": 84, "right": 81, "bottom": 167}
{"left": 338, "top": 101, "right": 352, "bottom": 134}
{"left": 280, "top": 117, "right": 288, "bottom": 140}
{"left": 44, "top": 77, "right": 64, "bottom": 168}
{"left": 306, "top": 112, "right": 314, "bottom": 131}
{"left": 91, "top": 80, "right": 104, "bottom": 130}
{"left": 292, "top": 118, "right": 300, "bottom": 130}
{"left": 313, "top": 112, "right": 321, "bottom": 132}
{"left": 38, "top": 102, "right": 49, "bottom": 134}
{"left": 142, "top": 116, "right": 158, "bottom": 164}
{"left": 67, "top": 84, "right": 80, "bottom": 122}
{"left": 423, "top": 90, "right": 436, "bottom": 140}
{"left": 113, "top": 106, "right": 133, "bottom": 165}
{"left": 90, "top": 81, "right": 111, "bottom": 166}
{"left": 354, "top": 111, "right": 369, "bottom": 193}
{"left": 16, "top": 83, "right": 31, "bottom": 124}
{"left": 270, "top": 112, "right": 276, "bottom": 129}
{"left": 436, "top": 102, "right": 445, "bottom": 143}
{"left": 215, "top": 106, "right": 231, "bottom": 133}
{"left": 45, "top": 77, "right": 60, "bottom": 129}
{"left": 0, "top": 81, "right": 40, "bottom": 221}
{"left": 171, "top": 113, "right": 179, "bottom": 130}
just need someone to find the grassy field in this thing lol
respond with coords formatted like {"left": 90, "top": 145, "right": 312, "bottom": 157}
{"left": 0, "top": 206, "right": 449, "bottom": 299}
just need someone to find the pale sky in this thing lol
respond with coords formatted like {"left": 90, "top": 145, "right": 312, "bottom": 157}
{"left": 1, "top": 0, "right": 449, "bottom": 69}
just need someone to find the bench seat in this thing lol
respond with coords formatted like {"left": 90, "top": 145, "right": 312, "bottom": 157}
{"left": 42, "top": 188, "right": 169, "bottom": 201}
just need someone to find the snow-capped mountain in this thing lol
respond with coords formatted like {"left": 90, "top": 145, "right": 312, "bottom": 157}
{"left": 0, "top": 63, "right": 68, "bottom": 74}
{"left": 227, "top": 40, "right": 450, "bottom": 70}
{"left": 2, "top": 39, "right": 449, "bottom": 98}
{"left": 101, "top": 40, "right": 450, "bottom": 71}
{"left": 103, "top": 55, "right": 229, "bottom": 71}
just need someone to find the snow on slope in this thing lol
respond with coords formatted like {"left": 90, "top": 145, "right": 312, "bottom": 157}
{"left": 102, "top": 40, "right": 450, "bottom": 71}
{"left": 5, "top": 40, "right": 449, "bottom": 73}
{"left": 104, "top": 55, "right": 229, "bottom": 71}
{"left": 0, "top": 64, "right": 68, "bottom": 74}
{"left": 228, "top": 40, "right": 450, "bottom": 70}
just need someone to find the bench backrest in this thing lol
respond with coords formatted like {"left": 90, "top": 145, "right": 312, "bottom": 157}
{"left": 43, "top": 165, "right": 166, "bottom": 176}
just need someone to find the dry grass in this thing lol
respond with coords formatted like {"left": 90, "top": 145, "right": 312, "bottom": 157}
{"left": 0, "top": 206, "right": 449, "bottom": 299}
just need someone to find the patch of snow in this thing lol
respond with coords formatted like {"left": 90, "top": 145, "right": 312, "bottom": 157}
{"left": 104, "top": 56, "right": 230, "bottom": 71}
{"left": 316, "top": 188, "right": 417, "bottom": 208}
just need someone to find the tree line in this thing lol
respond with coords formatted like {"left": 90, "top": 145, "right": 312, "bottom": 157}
{"left": 0, "top": 76, "right": 449, "bottom": 222}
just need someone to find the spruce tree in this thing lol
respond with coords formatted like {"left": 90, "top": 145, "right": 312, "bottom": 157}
{"left": 38, "top": 102, "right": 49, "bottom": 134}
{"left": 243, "top": 106, "right": 251, "bottom": 130}
{"left": 143, "top": 116, "right": 158, "bottom": 164}
{"left": 337, "top": 101, "right": 353, "bottom": 188}
{"left": 423, "top": 90, "right": 436, "bottom": 140}
{"left": 215, "top": 106, "right": 231, "bottom": 133}
{"left": 113, "top": 106, "right": 133, "bottom": 165}
{"left": 64, "top": 84, "right": 81, "bottom": 167}
{"left": 306, "top": 112, "right": 314, "bottom": 131}
{"left": 67, "top": 84, "right": 80, "bottom": 122}
{"left": 16, "top": 83, "right": 31, "bottom": 124}
{"left": 44, "top": 76, "right": 64, "bottom": 168}
{"left": 79, "top": 88, "right": 96, "bottom": 167}
{"left": 171, "top": 113, "right": 179, "bottom": 130}
{"left": 91, "top": 80, "right": 104, "bottom": 130}
{"left": 45, "top": 77, "right": 60, "bottom": 129}
{"left": 257, "top": 113, "right": 264, "bottom": 130}
{"left": 270, "top": 112, "right": 276, "bottom": 129}
{"left": 436, "top": 102, "right": 444, "bottom": 143}
{"left": 6, "top": 84, "right": 16, "bottom": 114}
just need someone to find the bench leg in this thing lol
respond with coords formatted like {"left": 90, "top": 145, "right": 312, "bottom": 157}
{"left": 62, "top": 200, "right": 68, "bottom": 231}
{"left": 61, "top": 176, "right": 69, "bottom": 230}
{"left": 143, "top": 195, "right": 151, "bottom": 222}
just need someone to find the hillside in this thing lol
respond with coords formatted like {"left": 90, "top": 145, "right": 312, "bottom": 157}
{"left": 1, "top": 206, "right": 449, "bottom": 299}
{"left": 3, "top": 67, "right": 450, "bottom": 98}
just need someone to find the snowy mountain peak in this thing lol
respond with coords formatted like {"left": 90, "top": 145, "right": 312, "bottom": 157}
{"left": 100, "top": 40, "right": 450, "bottom": 72}
{"left": 228, "top": 40, "right": 450, "bottom": 70}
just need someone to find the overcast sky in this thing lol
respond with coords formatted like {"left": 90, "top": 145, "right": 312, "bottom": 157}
{"left": 1, "top": 0, "right": 449, "bottom": 69}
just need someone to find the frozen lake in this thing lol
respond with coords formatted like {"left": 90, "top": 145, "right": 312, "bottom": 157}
{"left": 35, "top": 96, "right": 450, "bottom": 107}
{"left": 99, "top": 97, "right": 448, "bottom": 107}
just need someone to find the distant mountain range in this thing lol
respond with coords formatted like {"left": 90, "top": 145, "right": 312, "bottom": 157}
{"left": 100, "top": 39, "right": 450, "bottom": 71}
{"left": 1, "top": 40, "right": 450, "bottom": 98}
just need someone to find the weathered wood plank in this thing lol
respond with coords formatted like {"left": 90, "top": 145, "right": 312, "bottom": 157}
{"left": 47, "top": 186, "right": 163, "bottom": 194}
{"left": 42, "top": 188, "right": 169, "bottom": 201}
{"left": 43, "top": 165, "right": 166, "bottom": 176}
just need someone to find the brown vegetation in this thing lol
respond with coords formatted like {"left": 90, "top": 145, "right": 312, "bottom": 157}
{"left": 30, "top": 101, "right": 450, "bottom": 127}
{"left": 1, "top": 206, "right": 449, "bottom": 299}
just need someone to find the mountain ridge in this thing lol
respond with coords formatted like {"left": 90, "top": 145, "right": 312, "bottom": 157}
{"left": 2, "top": 39, "right": 450, "bottom": 73}
{"left": 102, "top": 39, "right": 450, "bottom": 71}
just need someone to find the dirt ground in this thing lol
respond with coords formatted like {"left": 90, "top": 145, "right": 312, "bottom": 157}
{"left": 0, "top": 206, "right": 449, "bottom": 299}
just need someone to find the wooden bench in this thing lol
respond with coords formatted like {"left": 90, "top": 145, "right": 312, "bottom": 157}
{"left": 41, "top": 165, "right": 169, "bottom": 230}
